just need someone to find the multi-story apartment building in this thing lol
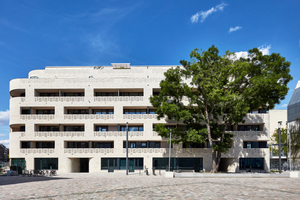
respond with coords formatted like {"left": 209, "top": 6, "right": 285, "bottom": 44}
{"left": 10, "top": 63, "right": 284, "bottom": 173}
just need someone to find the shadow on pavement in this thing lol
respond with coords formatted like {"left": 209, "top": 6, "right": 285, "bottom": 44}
{"left": 0, "top": 176, "right": 71, "bottom": 186}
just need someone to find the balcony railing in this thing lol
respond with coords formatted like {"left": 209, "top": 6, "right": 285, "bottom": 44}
{"left": 123, "top": 114, "right": 158, "bottom": 120}
{"left": 94, "top": 131, "right": 143, "bottom": 137}
{"left": 20, "top": 148, "right": 55, "bottom": 154}
{"left": 64, "top": 148, "right": 114, "bottom": 154}
{"left": 64, "top": 114, "right": 114, "bottom": 120}
{"left": 35, "top": 97, "right": 84, "bottom": 102}
{"left": 94, "top": 96, "right": 143, "bottom": 102}
{"left": 123, "top": 148, "right": 168, "bottom": 154}
{"left": 35, "top": 131, "right": 85, "bottom": 137}
{"left": 20, "top": 114, "right": 55, "bottom": 120}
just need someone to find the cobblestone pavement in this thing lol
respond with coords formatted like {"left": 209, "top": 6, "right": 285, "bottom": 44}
{"left": 1, "top": 173, "right": 300, "bottom": 199}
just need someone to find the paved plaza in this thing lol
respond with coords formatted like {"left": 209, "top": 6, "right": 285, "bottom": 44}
{"left": 1, "top": 172, "right": 300, "bottom": 199}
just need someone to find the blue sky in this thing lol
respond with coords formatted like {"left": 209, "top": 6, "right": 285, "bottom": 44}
{"left": 0, "top": 1, "right": 299, "bottom": 147}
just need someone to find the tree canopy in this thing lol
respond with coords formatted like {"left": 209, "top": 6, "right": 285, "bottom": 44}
{"left": 150, "top": 45, "right": 292, "bottom": 172}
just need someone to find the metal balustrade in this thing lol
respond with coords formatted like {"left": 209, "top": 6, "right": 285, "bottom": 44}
{"left": 94, "top": 96, "right": 143, "bottom": 102}
{"left": 20, "top": 148, "right": 55, "bottom": 154}
{"left": 64, "top": 148, "right": 114, "bottom": 154}
{"left": 64, "top": 114, "right": 114, "bottom": 120}
{"left": 35, "top": 132, "right": 84, "bottom": 137}
{"left": 123, "top": 114, "right": 158, "bottom": 119}
{"left": 20, "top": 114, "right": 55, "bottom": 120}
{"left": 94, "top": 131, "right": 143, "bottom": 137}
{"left": 35, "top": 97, "right": 84, "bottom": 102}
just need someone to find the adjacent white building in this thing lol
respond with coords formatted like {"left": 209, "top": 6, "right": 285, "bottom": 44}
{"left": 9, "top": 63, "right": 285, "bottom": 173}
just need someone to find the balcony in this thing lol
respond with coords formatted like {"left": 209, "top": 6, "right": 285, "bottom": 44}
{"left": 20, "top": 148, "right": 55, "bottom": 154}
{"left": 94, "top": 88, "right": 144, "bottom": 102}
{"left": 94, "top": 131, "right": 143, "bottom": 137}
{"left": 122, "top": 148, "right": 169, "bottom": 154}
{"left": 123, "top": 114, "right": 157, "bottom": 120}
{"left": 222, "top": 148, "right": 268, "bottom": 158}
{"left": 35, "top": 131, "right": 85, "bottom": 137}
{"left": 64, "top": 114, "right": 114, "bottom": 120}
{"left": 20, "top": 114, "right": 55, "bottom": 121}
{"left": 64, "top": 148, "right": 114, "bottom": 154}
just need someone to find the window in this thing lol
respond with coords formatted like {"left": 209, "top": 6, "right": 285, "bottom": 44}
{"left": 95, "top": 126, "right": 108, "bottom": 131}
{"left": 39, "top": 126, "right": 59, "bottom": 132}
{"left": 35, "top": 158, "right": 58, "bottom": 170}
{"left": 67, "top": 142, "right": 89, "bottom": 148}
{"left": 39, "top": 93, "right": 59, "bottom": 97}
{"left": 21, "top": 142, "right": 31, "bottom": 148}
{"left": 20, "top": 126, "right": 25, "bottom": 132}
{"left": 243, "top": 141, "right": 267, "bottom": 148}
{"left": 152, "top": 158, "right": 203, "bottom": 172}
{"left": 121, "top": 126, "right": 143, "bottom": 132}
{"left": 67, "top": 109, "right": 89, "bottom": 114}
{"left": 101, "top": 158, "right": 143, "bottom": 170}
{"left": 237, "top": 125, "right": 260, "bottom": 131}
{"left": 123, "top": 109, "right": 155, "bottom": 114}
{"left": 36, "top": 142, "right": 55, "bottom": 148}
{"left": 64, "top": 126, "right": 84, "bottom": 132}
{"left": 93, "top": 109, "right": 114, "bottom": 114}
{"left": 36, "top": 110, "right": 54, "bottom": 114}
{"left": 21, "top": 109, "right": 30, "bottom": 114}
{"left": 120, "top": 92, "right": 143, "bottom": 96}
{"left": 62, "top": 92, "right": 84, "bottom": 96}
{"left": 239, "top": 158, "right": 264, "bottom": 170}
{"left": 182, "top": 143, "right": 205, "bottom": 148}
{"left": 92, "top": 142, "right": 114, "bottom": 148}
{"left": 95, "top": 92, "right": 118, "bottom": 96}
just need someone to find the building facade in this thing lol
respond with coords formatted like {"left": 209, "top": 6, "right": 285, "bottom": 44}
{"left": 10, "top": 64, "right": 284, "bottom": 173}
{"left": 0, "top": 143, "right": 8, "bottom": 162}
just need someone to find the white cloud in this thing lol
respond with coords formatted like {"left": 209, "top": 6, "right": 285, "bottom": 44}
{"left": 0, "top": 140, "right": 9, "bottom": 148}
{"left": 191, "top": 3, "right": 227, "bottom": 23}
{"left": 0, "top": 110, "right": 9, "bottom": 125}
{"left": 229, "top": 26, "right": 242, "bottom": 33}
{"left": 258, "top": 45, "right": 271, "bottom": 55}
{"left": 230, "top": 45, "right": 272, "bottom": 60}
{"left": 0, "top": 134, "right": 5, "bottom": 136}
{"left": 279, "top": 104, "right": 288, "bottom": 108}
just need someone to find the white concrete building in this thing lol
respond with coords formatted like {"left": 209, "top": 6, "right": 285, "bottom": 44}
{"left": 9, "top": 64, "right": 285, "bottom": 173}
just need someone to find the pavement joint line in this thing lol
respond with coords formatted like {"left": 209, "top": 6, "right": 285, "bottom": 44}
{"left": 13, "top": 179, "right": 300, "bottom": 200}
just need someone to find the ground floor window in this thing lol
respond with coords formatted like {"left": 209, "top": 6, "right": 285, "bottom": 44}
{"left": 152, "top": 157, "right": 203, "bottom": 172}
{"left": 11, "top": 158, "right": 26, "bottom": 174}
{"left": 34, "top": 158, "right": 58, "bottom": 170}
{"left": 239, "top": 158, "right": 264, "bottom": 170}
{"left": 101, "top": 158, "right": 143, "bottom": 170}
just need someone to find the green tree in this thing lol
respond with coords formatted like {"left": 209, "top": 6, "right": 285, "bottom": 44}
{"left": 150, "top": 45, "right": 292, "bottom": 172}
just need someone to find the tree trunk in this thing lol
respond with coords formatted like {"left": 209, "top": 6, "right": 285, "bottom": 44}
{"left": 211, "top": 150, "right": 221, "bottom": 173}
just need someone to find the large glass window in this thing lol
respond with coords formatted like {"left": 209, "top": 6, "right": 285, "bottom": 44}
{"left": 121, "top": 126, "right": 143, "bottom": 132}
{"left": 95, "top": 92, "right": 118, "bottom": 96}
{"left": 67, "top": 109, "right": 89, "bottom": 114}
{"left": 101, "top": 158, "right": 143, "bottom": 170}
{"left": 93, "top": 109, "right": 114, "bottom": 114}
{"left": 152, "top": 157, "right": 203, "bottom": 172}
{"left": 123, "top": 141, "right": 158, "bottom": 148}
{"left": 35, "top": 158, "right": 58, "bottom": 170}
{"left": 36, "top": 109, "right": 54, "bottom": 114}
{"left": 120, "top": 92, "right": 143, "bottom": 96}
{"left": 239, "top": 158, "right": 264, "bottom": 170}
{"left": 92, "top": 142, "right": 114, "bottom": 148}
{"left": 64, "top": 126, "right": 84, "bottom": 132}
{"left": 21, "top": 142, "right": 31, "bottom": 148}
{"left": 67, "top": 142, "right": 89, "bottom": 148}
{"left": 36, "top": 142, "right": 55, "bottom": 148}
{"left": 123, "top": 109, "right": 155, "bottom": 114}
{"left": 62, "top": 92, "right": 84, "bottom": 96}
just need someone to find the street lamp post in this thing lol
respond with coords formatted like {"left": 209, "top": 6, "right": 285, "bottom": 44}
{"left": 126, "top": 122, "right": 128, "bottom": 175}
{"left": 168, "top": 129, "right": 172, "bottom": 172}
{"left": 287, "top": 122, "right": 292, "bottom": 171}
{"left": 278, "top": 121, "right": 282, "bottom": 174}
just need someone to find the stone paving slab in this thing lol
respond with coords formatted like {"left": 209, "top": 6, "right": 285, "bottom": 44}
{"left": 1, "top": 173, "right": 300, "bottom": 199}
{"left": 174, "top": 172, "right": 292, "bottom": 178}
